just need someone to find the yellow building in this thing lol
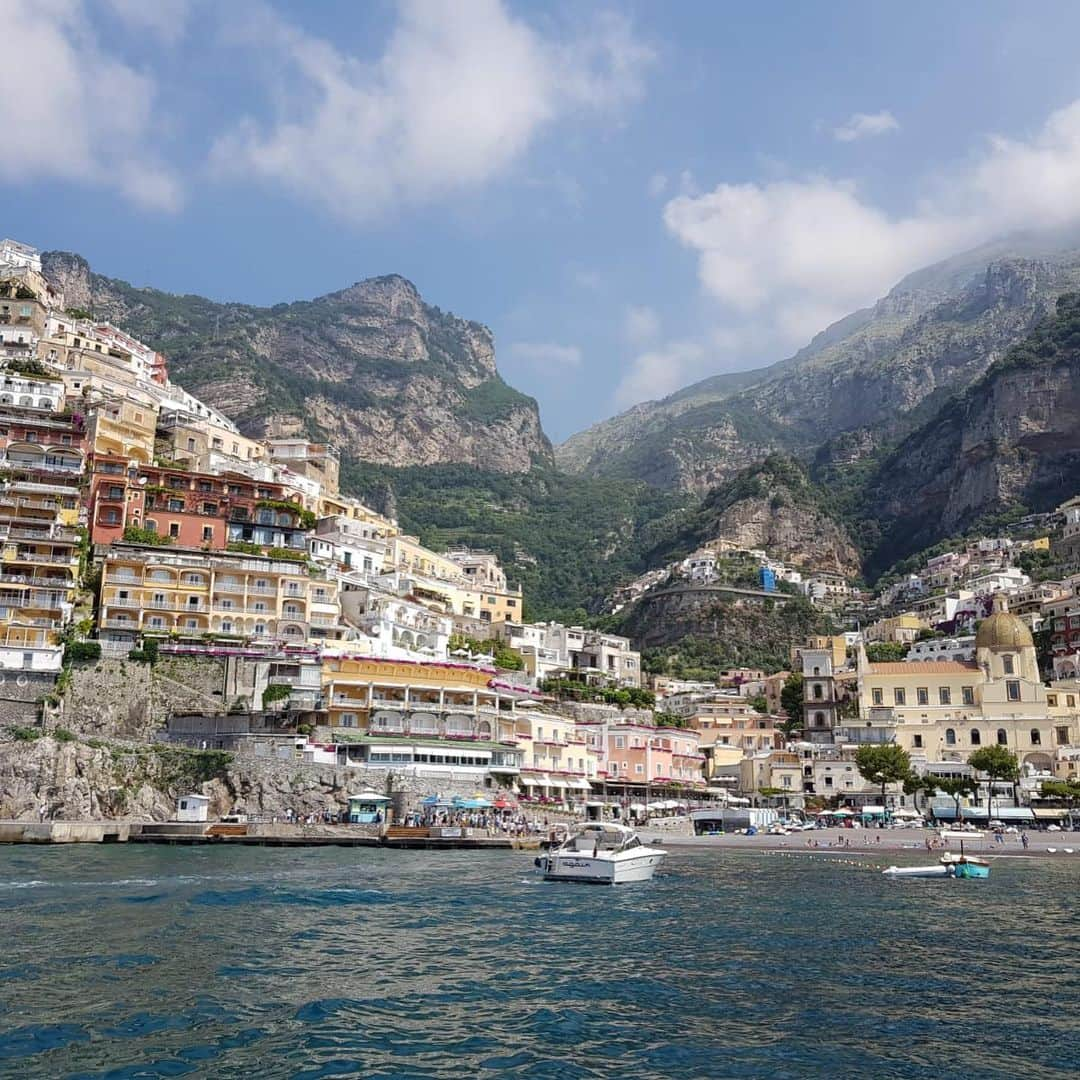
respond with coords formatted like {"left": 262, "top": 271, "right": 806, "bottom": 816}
{"left": 157, "top": 410, "right": 266, "bottom": 472}
{"left": 320, "top": 655, "right": 525, "bottom": 780}
{"left": 87, "top": 396, "right": 158, "bottom": 463}
{"left": 855, "top": 599, "right": 1079, "bottom": 771}
{"left": 791, "top": 635, "right": 848, "bottom": 670}
{"left": 98, "top": 543, "right": 345, "bottom": 647}
{"left": 864, "top": 613, "right": 928, "bottom": 645}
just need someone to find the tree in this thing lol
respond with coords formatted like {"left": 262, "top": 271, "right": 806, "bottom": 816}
{"left": 854, "top": 744, "right": 912, "bottom": 810}
{"left": 968, "top": 745, "right": 1020, "bottom": 822}
{"left": 865, "top": 642, "right": 909, "bottom": 662}
{"left": 1039, "top": 779, "right": 1080, "bottom": 806}
{"left": 747, "top": 694, "right": 769, "bottom": 714}
{"left": 780, "top": 673, "right": 804, "bottom": 720}
{"left": 776, "top": 714, "right": 802, "bottom": 744}
{"left": 902, "top": 773, "right": 937, "bottom": 815}
{"left": 925, "top": 775, "right": 975, "bottom": 823}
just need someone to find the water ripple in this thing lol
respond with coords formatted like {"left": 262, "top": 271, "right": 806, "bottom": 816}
{"left": 0, "top": 847, "right": 1077, "bottom": 1078}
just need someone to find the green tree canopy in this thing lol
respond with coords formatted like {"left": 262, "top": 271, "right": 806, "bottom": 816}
{"left": 780, "top": 672, "right": 804, "bottom": 719}
{"left": 854, "top": 744, "right": 913, "bottom": 808}
{"left": 968, "top": 744, "right": 1020, "bottom": 821}
{"left": 865, "top": 641, "right": 909, "bottom": 662}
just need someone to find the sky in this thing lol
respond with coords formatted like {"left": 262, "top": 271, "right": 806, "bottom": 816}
{"left": 6, "top": 2, "right": 1080, "bottom": 441}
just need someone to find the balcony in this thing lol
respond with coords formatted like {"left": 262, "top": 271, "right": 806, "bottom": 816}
{"left": 101, "top": 617, "right": 138, "bottom": 630}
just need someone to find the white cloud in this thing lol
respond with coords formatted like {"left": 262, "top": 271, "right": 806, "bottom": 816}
{"left": 102, "top": 0, "right": 191, "bottom": 44}
{"left": 508, "top": 341, "right": 583, "bottom": 372}
{"left": 662, "top": 99, "right": 1080, "bottom": 355}
{"left": 614, "top": 341, "right": 705, "bottom": 409}
{"left": 833, "top": 110, "right": 900, "bottom": 142}
{"left": 623, "top": 305, "right": 660, "bottom": 346}
{"left": 212, "top": 0, "right": 653, "bottom": 221}
{"left": 0, "top": 0, "right": 181, "bottom": 211}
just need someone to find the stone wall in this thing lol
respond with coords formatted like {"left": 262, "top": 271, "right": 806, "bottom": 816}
{"left": 55, "top": 656, "right": 233, "bottom": 738}
{"left": 0, "top": 671, "right": 55, "bottom": 725}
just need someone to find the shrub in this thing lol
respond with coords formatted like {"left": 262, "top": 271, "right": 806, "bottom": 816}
{"left": 64, "top": 641, "right": 101, "bottom": 664}
{"left": 123, "top": 525, "right": 172, "bottom": 546}
{"left": 7, "top": 725, "right": 40, "bottom": 741}
{"left": 53, "top": 728, "right": 76, "bottom": 743}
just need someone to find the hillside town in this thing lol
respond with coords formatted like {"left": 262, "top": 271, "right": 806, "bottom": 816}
{"left": 2, "top": 234, "right": 1080, "bottom": 830}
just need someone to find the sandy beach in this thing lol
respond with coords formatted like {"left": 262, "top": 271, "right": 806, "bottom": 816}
{"left": 653, "top": 825, "right": 1080, "bottom": 858}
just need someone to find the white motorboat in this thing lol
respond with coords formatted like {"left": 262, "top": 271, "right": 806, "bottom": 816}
{"left": 536, "top": 822, "right": 666, "bottom": 884}
{"left": 882, "top": 864, "right": 950, "bottom": 878}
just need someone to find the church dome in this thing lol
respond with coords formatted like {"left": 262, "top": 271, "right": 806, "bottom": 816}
{"left": 975, "top": 605, "right": 1033, "bottom": 649}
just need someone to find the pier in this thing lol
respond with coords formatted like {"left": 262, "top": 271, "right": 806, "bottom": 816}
{"left": 0, "top": 819, "right": 540, "bottom": 850}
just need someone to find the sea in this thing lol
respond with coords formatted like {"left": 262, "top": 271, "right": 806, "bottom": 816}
{"left": 1, "top": 845, "right": 1078, "bottom": 1079}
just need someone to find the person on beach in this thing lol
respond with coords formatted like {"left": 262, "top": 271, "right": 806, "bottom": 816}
{"left": 1022, "top": 832, "right": 1029, "bottom": 850}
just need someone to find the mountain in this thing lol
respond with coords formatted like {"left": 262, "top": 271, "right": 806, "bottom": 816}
{"left": 861, "top": 291, "right": 1080, "bottom": 574}
{"left": 558, "top": 233, "right": 1080, "bottom": 493}
{"left": 41, "top": 252, "right": 552, "bottom": 473}
{"left": 639, "top": 455, "right": 861, "bottom": 578}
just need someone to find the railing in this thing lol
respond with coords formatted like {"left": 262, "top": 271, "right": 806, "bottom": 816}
{"left": 101, "top": 618, "right": 138, "bottom": 629}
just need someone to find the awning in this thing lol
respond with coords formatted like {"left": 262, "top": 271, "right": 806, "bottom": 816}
{"left": 521, "top": 773, "right": 549, "bottom": 787}
{"left": 547, "top": 777, "right": 567, "bottom": 789}
{"left": 994, "top": 808, "right": 1034, "bottom": 821}
{"left": 1033, "top": 808, "right": 1069, "bottom": 820}
{"left": 568, "top": 778, "right": 591, "bottom": 791}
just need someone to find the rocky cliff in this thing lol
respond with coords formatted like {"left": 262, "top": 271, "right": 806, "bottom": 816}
{"left": 863, "top": 292, "right": 1080, "bottom": 573}
{"left": 42, "top": 252, "right": 551, "bottom": 473}
{"left": 642, "top": 456, "right": 861, "bottom": 577}
{"left": 559, "top": 236, "right": 1080, "bottom": 493}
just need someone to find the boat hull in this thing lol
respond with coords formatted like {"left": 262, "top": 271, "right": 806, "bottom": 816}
{"left": 540, "top": 850, "right": 665, "bottom": 884}
{"left": 953, "top": 862, "right": 990, "bottom": 879}
{"left": 882, "top": 864, "right": 950, "bottom": 878}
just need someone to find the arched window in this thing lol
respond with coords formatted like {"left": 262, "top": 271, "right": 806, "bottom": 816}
{"left": 813, "top": 666, "right": 821, "bottom": 676}
{"left": 221, "top": 620, "right": 233, "bottom": 634}
{"left": 997, "top": 729, "right": 1007, "bottom": 745}
{"left": 945, "top": 728, "right": 956, "bottom": 746}
{"left": 814, "top": 712, "right": 825, "bottom": 727}
{"left": 813, "top": 684, "right": 823, "bottom": 699}
{"left": 1031, "top": 729, "right": 1042, "bottom": 746}
{"left": 970, "top": 729, "right": 981, "bottom": 746}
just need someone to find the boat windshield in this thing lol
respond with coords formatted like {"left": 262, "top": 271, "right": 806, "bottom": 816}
{"left": 561, "top": 826, "right": 636, "bottom": 853}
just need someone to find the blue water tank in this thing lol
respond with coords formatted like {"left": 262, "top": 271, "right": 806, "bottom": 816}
{"left": 760, "top": 567, "right": 776, "bottom": 592}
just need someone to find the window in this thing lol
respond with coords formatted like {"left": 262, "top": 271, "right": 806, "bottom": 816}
{"left": 635, "top": 763, "right": 643, "bottom": 775}
{"left": 872, "top": 688, "right": 883, "bottom": 706}
{"left": 945, "top": 728, "right": 956, "bottom": 746}
{"left": 894, "top": 688, "right": 906, "bottom": 706}
{"left": 1006, "top": 680, "right": 1021, "bottom": 702}
{"left": 824, "top": 775, "right": 833, "bottom": 787}
{"left": 962, "top": 687, "right": 975, "bottom": 706}
{"left": 913, "top": 734, "right": 923, "bottom": 748}
{"left": 614, "top": 736, "right": 624, "bottom": 749}
{"left": 1057, "top": 726, "right": 1070, "bottom": 746}
{"left": 1069, "top": 695, "right": 1076, "bottom": 708}
{"left": 939, "top": 687, "right": 951, "bottom": 706}
{"left": 1030, "top": 729, "right": 1041, "bottom": 746}
{"left": 997, "top": 729, "right": 1007, "bottom": 745}
{"left": 203, "top": 503, "right": 216, "bottom": 515}
{"left": 1048, "top": 694, "right": 1058, "bottom": 707}
{"left": 917, "top": 687, "right": 929, "bottom": 706}
{"left": 970, "top": 729, "right": 981, "bottom": 746}
{"left": 168, "top": 499, "right": 184, "bottom": 512}
{"left": 813, "top": 683, "right": 823, "bottom": 699}
{"left": 168, "top": 522, "right": 180, "bottom": 539}
{"left": 202, "top": 526, "right": 213, "bottom": 541}
{"left": 1002, "top": 654, "right": 1014, "bottom": 675}
{"left": 813, "top": 712, "right": 825, "bottom": 727}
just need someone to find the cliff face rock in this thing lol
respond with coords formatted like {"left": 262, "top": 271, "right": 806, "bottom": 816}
{"left": 865, "top": 292, "right": 1080, "bottom": 573}
{"left": 41, "top": 252, "right": 551, "bottom": 473}
{"left": 560, "top": 240, "right": 1080, "bottom": 493}
{"left": 700, "top": 498, "right": 861, "bottom": 577}
{"left": 644, "top": 455, "right": 861, "bottom": 577}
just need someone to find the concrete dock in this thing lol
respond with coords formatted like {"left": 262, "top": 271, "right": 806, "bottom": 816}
{"left": 0, "top": 820, "right": 541, "bottom": 850}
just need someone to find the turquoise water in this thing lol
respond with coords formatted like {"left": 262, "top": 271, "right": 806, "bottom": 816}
{"left": 1, "top": 846, "right": 1078, "bottom": 1079}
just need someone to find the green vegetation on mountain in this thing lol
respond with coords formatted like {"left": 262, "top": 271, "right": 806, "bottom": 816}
{"left": 341, "top": 459, "right": 690, "bottom": 622}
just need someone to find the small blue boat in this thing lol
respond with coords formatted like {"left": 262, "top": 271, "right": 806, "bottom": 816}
{"left": 952, "top": 860, "right": 990, "bottom": 879}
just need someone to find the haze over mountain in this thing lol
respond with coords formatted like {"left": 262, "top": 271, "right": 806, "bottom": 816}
{"left": 557, "top": 230, "right": 1080, "bottom": 492}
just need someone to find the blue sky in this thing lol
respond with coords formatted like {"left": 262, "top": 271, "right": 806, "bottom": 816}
{"left": 6, "top": 2, "right": 1080, "bottom": 440}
